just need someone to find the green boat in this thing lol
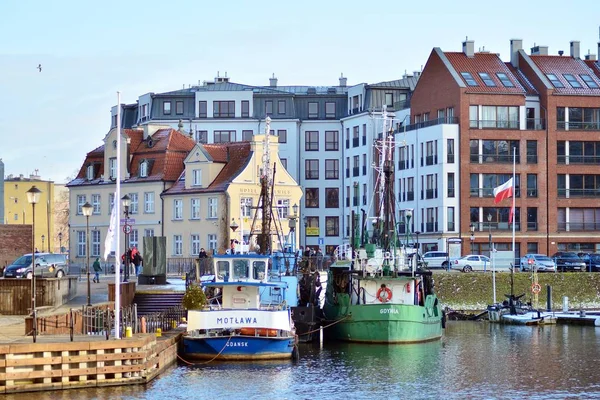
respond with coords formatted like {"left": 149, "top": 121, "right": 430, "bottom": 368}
{"left": 322, "top": 107, "right": 444, "bottom": 344}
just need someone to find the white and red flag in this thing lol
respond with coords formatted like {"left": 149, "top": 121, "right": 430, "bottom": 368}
{"left": 493, "top": 178, "right": 513, "bottom": 204}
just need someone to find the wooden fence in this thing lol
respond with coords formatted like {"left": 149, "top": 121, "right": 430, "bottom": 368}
{"left": 108, "top": 282, "right": 136, "bottom": 307}
{"left": 0, "top": 277, "right": 78, "bottom": 315}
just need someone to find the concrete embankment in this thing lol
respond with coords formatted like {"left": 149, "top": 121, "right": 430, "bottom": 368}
{"left": 435, "top": 272, "right": 600, "bottom": 311}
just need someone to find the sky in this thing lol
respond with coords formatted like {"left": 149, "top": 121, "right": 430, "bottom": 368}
{"left": 1, "top": 0, "right": 600, "bottom": 183}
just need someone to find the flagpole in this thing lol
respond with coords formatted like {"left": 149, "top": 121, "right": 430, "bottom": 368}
{"left": 115, "top": 91, "right": 122, "bottom": 339}
{"left": 512, "top": 146, "right": 516, "bottom": 265}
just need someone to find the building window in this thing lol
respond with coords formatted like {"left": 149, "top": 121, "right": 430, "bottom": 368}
{"left": 192, "top": 169, "right": 202, "bottom": 186}
{"left": 325, "top": 159, "right": 339, "bottom": 179}
{"left": 241, "top": 100, "right": 249, "bottom": 118}
{"left": 362, "top": 154, "right": 367, "bottom": 175}
{"left": 280, "top": 158, "right": 287, "bottom": 169}
{"left": 469, "top": 105, "right": 478, "bottom": 128}
{"left": 478, "top": 72, "right": 496, "bottom": 87}
{"left": 77, "top": 231, "right": 86, "bottom": 257}
{"left": 277, "top": 199, "right": 289, "bottom": 219}
{"left": 241, "top": 198, "right": 253, "bottom": 218}
{"left": 92, "top": 194, "right": 101, "bottom": 215}
{"left": 546, "top": 74, "right": 564, "bottom": 88}
{"left": 308, "top": 102, "right": 318, "bottom": 119}
{"left": 86, "top": 165, "right": 94, "bottom": 180}
{"left": 175, "top": 101, "right": 184, "bottom": 115}
{"left": 385, "top": 93, "right": 393, "bottom": 107}
{"left": 173, "top": 235, "right": 183, "bottom": 255}
{"left": 425, "top": 140, "right": 437, "bottom": 165}
{"left": 563, "top": 74, "right": 582, "bottom": 88}
{"left": 325, "top": 131, "right": 339, "bottom": 151}
{"left": 130, "top": 193, "right": 138, "bottom": 214}
{"left": 191, "top": 198, "right": 200, "bottom": 220}
{"left": 527, "top": 140, "right": 537, "bottom": 163}
{"left": 76, "top": 195, "right": 86, "bottom": 215}
{"left": 208, "top": 198, "right": 218, "bottom": 218}
{"left": 214, "top": 130, "right": 236, "bottom": 143}
{"left": 306, "top": 216, "right": 319, "bottom": 236}
{"left": 91, "top": 230, "right": 101, "bottom": 257}
{"left": 305, "top": 131, "right": 319, "bottom": 151}
{"left": 277, "top": 130, "right": 287, "bottom": 143}
{"left": 306, "top": 188, "right": 319, "bottom": 207}
{"left": 140, "top": 160, "right": 148, "bottom": 177}
{"left": 198, "top": 101, "right": 207, "bottom": 118}
{"left": 213, "top": 101, "right": 235, "bottom": 118}
{"left": 496, "top": 73, "right": 515, "bottom": 87}
{"left": 325, "top": 102, "right": 336, "bottom": 119}
{"left": 557, "top": 107, "right": 600, "bottom": 130}
{"left": 362, "top": 124, "right": 367, "bottom": 145}
{"left": 447, "top": 173, "right": 455, "bottom": 197}
{"left": 305, "top": 159, "right": 319, "bottom": 179}
{"left": 144, "top": 192, "right": 155, "bottom": 213}
{"left": 471, "top": 140, "right": 520, "bottom": 163}
{"left": 580, "top": 74, "right": 599, "bottom": 89}
{"left": 109, "top": 158, "right": 116, "bottom": 179}
{"left": 163, "top": 101, "right": 171, "bottom": 115}
{"left": 195, "top": 130, "right": 208, "bottom": 144}
{"left": 144, "top": 229, "right": 154, "bottom": 237}
{"left": 208, "top": 234, "right": 217, "bottom": 252}
{"left": 326, "top": 217, "right": 339, "bottom": 236}
{"left": 265, "top": 100, "right": 273, "bottom": 116}
{"left": 325, "top": 188, "right": 339, "bottom": 208}
{"left": 191, "top": 234, "right": 200, "bottom": 256}
{"left": 353, "top": 155, "right": 359, "bottom": 177}
{"left": 461, "top": 72, "right": 478, "bottom": 86}
{"left": 130, "top": 229, "right": 139, "bottom": 249}
{"left": 278, "top": 100, "right": 286, "bottom": 115}
{"left": 447, "top": 207, "right": 455, "bottom": 231}
{"left": 527, "top": 207, "right": 538, "bottom": 231}
{"left": 447, "top": 139, "right": 455, "bottom": 163}
{"left": 174, "top": 199, "right": 183, "bottom": 220}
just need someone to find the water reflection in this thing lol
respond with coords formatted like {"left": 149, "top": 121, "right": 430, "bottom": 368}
{"left": 5, "top": 322, "right": 600, "bottom": 399}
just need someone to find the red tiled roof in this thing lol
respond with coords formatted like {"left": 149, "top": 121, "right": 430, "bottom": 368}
{"left": 529, "top": 55, "right": 600, "bottom": 95}
{"left": 124, "top": 129, "right": 144, "bottom": 152}
{"left": 444, "top": 52, "right": 526, "bottom": 94}
{"left": 164, "top": 142, "right": 252, "bottom": 195}
{"left": 584, "top": 60, "right": 600, "bottom": 80}
{"left": 505, "top": 63, "right": 538, "bottom": 96}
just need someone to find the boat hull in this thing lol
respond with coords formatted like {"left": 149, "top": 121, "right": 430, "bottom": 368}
{"left": 323, "top": 301, "right": 443, "bottom": 343}
{"left": 292, "top": 305, "right": 321, "bottom": 343}
{"left": 182, "top": 335, "right": 296, "bottom": 360}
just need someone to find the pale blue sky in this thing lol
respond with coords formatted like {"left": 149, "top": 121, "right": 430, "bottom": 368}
{"left": 1, "top": 0, "right": 599, "bottom": 183}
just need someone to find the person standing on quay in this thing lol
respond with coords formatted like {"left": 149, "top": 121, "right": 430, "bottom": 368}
{"left": 92, "top": 257, "right": 102, "bottom": 283}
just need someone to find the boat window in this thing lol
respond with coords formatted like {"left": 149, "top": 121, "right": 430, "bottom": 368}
{"left": 216, "top": 261, "right": 229, "bottom": 280}
{"left": 253, "top": 261, "right": 266, "bottom": 280}
{"left": 233, "top": 259, "right": 249, "bottom": 279}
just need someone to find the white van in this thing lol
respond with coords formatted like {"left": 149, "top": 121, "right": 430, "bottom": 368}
{"left": 422, "top": 251, "right": 449, "bottom": 269}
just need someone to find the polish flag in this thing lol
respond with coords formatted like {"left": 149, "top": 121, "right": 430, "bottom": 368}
{"left": 493, "top": 178, "right": 513, "bottom": 204}
{"left": 508, "top": 206, "right": 515, "bottom": 224}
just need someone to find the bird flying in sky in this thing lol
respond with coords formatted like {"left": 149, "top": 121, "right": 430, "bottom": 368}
{"left": 37, "top": 64, "right": 42, "bottom": 72}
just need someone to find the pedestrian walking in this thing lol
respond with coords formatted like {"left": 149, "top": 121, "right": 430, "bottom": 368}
{"left": 92, "top": 257, "right": 102, "bottom": 283}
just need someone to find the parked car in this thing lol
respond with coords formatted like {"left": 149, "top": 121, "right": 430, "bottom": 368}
{"left": 578, "top": 253, "right": 600, "bottom": 272}
{"left": 422, "top": 251, "right": 450, "bottom": 269}
{"left": 551, "top": 252, "right": 586, "bottom": 272}
{"left": 452, "top": 255, "right": 491, "bottom": 272}
{"left": 520, "top": 254, "right": 556, "bottom": 272}
{"left": 3, "top": 253, "right": 69, "bottom": 279}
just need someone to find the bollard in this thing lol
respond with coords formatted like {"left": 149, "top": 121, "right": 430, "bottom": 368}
{"left": 546, "top": 285, "right": 552, "bottom": 311}
{"left": 562, "top": 296, "right": 569, "bottom": 313}
{"left": 156, "top": 328, "right": 162, "bottom": 337}
{"left": 125, "top": 326, "right": 132, "bottom": 338}
{"left": 172, "top": 320, "right": 177, "bottom": 329}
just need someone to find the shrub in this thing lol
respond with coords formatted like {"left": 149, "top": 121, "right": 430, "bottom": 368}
{"left": 182, "top": 284, "right": 208, "bottom": 310}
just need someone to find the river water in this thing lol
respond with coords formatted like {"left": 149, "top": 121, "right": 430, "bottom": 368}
{"left": 7, "top": 321, "right": 600, "bottom": 399}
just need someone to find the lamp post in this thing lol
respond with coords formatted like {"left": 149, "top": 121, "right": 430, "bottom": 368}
{"left": 469, "top": 223, "right": 475, "bottom": 254}
{"left": 26, "top": 185, "right": 41, "bottom": 342}
{"left": 230, "top": 218, "right": 239, "bottom": 254}
{"left": 41, "top": 235, "right": 45, "bottom": 252}
{"left": 58, "top": 232, "right": 63, "bottom": 253}
{"left": 487, "top": 213, "right": 492, "bottom": 257}
{"left": 405, "top": 209, "right": 412, "bottom": 248}
{"left": 121, "top": 195, "right": 131, "bottom": 283}
{"left": 82, "top": 202, "right": 93, "bottom": 306}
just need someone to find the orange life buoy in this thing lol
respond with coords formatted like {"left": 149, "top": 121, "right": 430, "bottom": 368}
{"left": 531, "top": 283, "right": 541, "bottom": 294}
{"left": 376, "top": 285, "right": 393, "bottom": 303}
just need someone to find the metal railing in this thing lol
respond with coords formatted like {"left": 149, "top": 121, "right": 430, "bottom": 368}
{"left": 470, "top": 188, "right": 521, "bottom": 197}
{"left": 401, "top": 116, "right": 458, "bottom": 132}
{"left": 558, "top": 155, "right": 600, "bottom": 164}
{"left": 526, "top": 118, "right": 546, "bottom": 130}
{"left": 143, "top": 306, "right": 186, "bottom": 334}
{"left": 558, "top": 189, "right": 600, "bottom": 198}
{"left": 469, "top": 120, "right": 519, "bottom": 129}
{"left": 557, "top": 222, "right": 600, "bottom": 231}
{"left": 557, "top": 121, "right": 600, "bottom": 131}
{"left": 470, "top": 154, "right": 521, "bottom": 163}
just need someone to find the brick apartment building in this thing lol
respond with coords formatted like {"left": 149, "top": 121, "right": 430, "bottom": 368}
{"left": 408, "top": 38, "right": 600, "bottom": 259}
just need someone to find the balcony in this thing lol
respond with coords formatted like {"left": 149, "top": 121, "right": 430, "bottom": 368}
{"left": 353, "top": 137, "right": 360, "bottom": 147}
{"left": 558, "top": 155, "right": 600, "bottom": 165}
{"left": 558, "top": 222, "right": 600, "bottom": 231}
{"left": 470, "top": 154, "right": 520, "bottom": 164}
{"left": 470, "top": 120, "right": 519, "bottom": 129}
{"left": 392, "top": 99, "right": 411, "bottom": 111}
{"left": 558, "top": 188, "right": 600, "bottom": 198}
{"left": 425, "top": 188, "right": 438, "bottom": 199}
{"left": 557, "top": 121, "right": 600, "bottom": 131}
{"left": 400, "top": 116, "right": 458, "bottom": 133}
{"left": 352, "top": 167, "right": 359, "bottom": 177}
{"left": 526, "top": 118, "right": 545, "bottom": 130}
{"left": 425, "top": 155, "right": 438, "bottom": 166}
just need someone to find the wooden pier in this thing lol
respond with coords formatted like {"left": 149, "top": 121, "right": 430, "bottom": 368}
{"left": 0, "top": 329, "right": 182, "bottom": 394}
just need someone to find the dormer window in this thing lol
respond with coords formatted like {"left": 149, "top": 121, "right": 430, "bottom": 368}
{"left": 192, "top": 169, "right": 202, "bottom": 186}
{"left": 109, "top": 158, "right": 117, "bottom": 179}
{"left": 140, "top": 160, "right": 148, "bottom": 178}
{"left": 461, "top": 72, "right": 478, "bottom": 86}
{"left": 478, "top": 73, "right": 496, "bottom": 87}
{"left": 86, "top": 165, "right": 94, "bottom": 180}
{"left": 163, "top": 101, "right": 171, "bottom": 115}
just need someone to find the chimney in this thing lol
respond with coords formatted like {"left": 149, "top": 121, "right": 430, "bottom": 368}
{"left": 570, "top": 41, "right": 581, "bottom": 59}
{"left": 531, "top": 45, "right": 549, "bottom": 55}
{"left": 339, "top": 73, "right": 347, "bottom": 87}
{"left": 585, "top": 52, "right": 597, "bottom": 61}
{"left": 413, "top": 71, "right": 421, "bottom": 78}
{"left": 462, "top": 38, "right": 475, "bottom": 58}
{"left": 510, "top": 39, "right": 523, "bottom": 67}
{"left": 269, "top": 73, "right": 278, "bottom": 87}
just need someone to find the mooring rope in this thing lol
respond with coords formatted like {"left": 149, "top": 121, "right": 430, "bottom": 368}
{"left": 177, "top": 335, "right": 233, "bottom": 366}
{"left": 300, "top": 314, "right": 351, "bottom": 336}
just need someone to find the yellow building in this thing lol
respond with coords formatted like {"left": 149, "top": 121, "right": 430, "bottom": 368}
{"left": 3, "top": 173, "right": 55, "bottom": 252}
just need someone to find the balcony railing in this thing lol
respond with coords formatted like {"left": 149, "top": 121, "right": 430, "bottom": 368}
{"left": 470, "top": 120, "right": 519, "bottom": 129}
{"left": 558, "top": 155, "right": 600, "bottom": 164}
{"left": 557, "top": 121, "right": 600, "bottom": 131}
{"left": 406, "top": 191, "right": 414, "bottom": 201}
{"left": 424, "top": 222, "right": 438, "bottom": 232}
{"left": 425, "top": 188, "right": 438, "bottom": 199}
{"left": 425, "top": 155, "right": 438, "bottom": 166}
{"left": 558, "top": 188, "right": 600, "bottom": 197}
{"left": 558, "top": 222, "right": 600, "bottom": 231}
{"left": 474, "top": 222, "right": 521, "bottom": 231}
{"left": 400, "top": 116, "right": 458, "bottom": 133}
{"left": 470, "top": 188, "right": 521, "bottom": 197}
{"left": 470, "top": 154, "right": 520, "bottom": 164}
{"left": 526, "top": 118, "right": 546, "bottom": 130}
{"left": 392, "top": 99, "right": 411, "bottom": 111}
{"left": 398, "top": 160, "right": 409, "bottom": 170}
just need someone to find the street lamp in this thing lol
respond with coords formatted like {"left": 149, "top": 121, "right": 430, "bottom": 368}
{"left": 26, "top": 185, "right": 41, "bottom": 342}
{"left": 121, "top": 195, "right": 131, "bottom": 283}
{"left": 288, "top": 204, "right": 298, "bottom": 254}
{"left": 230, "top": 218, "right": 239, "bottom": 232}
{"left": 41, "top": 235, "right": 45, "bottom": 252}
{"left": 58, "top": 231, "right": 63, "bottom": 253}
{"left": 487, "top": 213, "right": 492, "bottom": 257}
{"left": 82, "top": 202, "right": 93, "bottom": 306}
{"left": 469, "top": 223, "right": 475, "bottom": 254}
{"left": 405, "top": 209, "right": 413, "bottom": 248}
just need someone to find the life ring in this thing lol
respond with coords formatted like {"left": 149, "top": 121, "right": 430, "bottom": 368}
{"left": 531, "top": 283, "right": 541, "bottom": 294}
{"left": 376, "top": 285, "right": 393, "bottom": 303}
